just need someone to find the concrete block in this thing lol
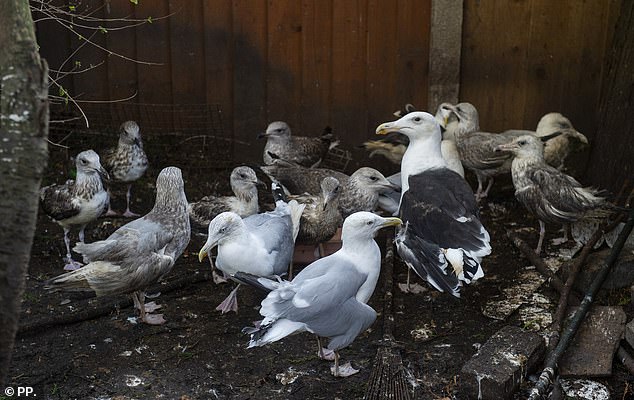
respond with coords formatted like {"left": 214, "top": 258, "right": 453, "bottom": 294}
{"left": 460, "top": 325, "right": 545, "bottom": 400}
{"left": 559, "top": 306, "right": 626, "bottom": 377}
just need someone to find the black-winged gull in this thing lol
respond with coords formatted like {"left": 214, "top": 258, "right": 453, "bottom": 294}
{"left": 258, "top": 121, "right": 339, "bottom": 168}
{"left": 198, "top": 185, "right": 304, "bottom": 314}
{"left": 242, "top": 212, "right": 402, "bottom": 377}
{"left": 188, "top": 166, "right": 262, "bottom": 232}
{"left": 44, "top": 166, "right": 191, "bottom": 325}
{"left": 40, "top": 150, "right": 110, "bottom": 270}
{"left": 102, "top": 120, "right": 148, "bottom": 217}
{"left": 359, "top": 104, "right": 465, "bottom": 177}
{"left": 376, "top": 112, "right": 491, "bottom": 297}
{"left": 496, "top": 134, "right": 610, "bottom": 254}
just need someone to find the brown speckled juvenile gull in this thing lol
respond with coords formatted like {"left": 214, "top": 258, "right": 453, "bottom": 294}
{"left": 44, "top": 167, "right": 191, "bottom": 325}
{"left": 507, "top": 112, "right": 588, "bottom": 170}
{"left": 188, "top": 166, "right": 261, "bottom": 232}
{"left": 40, "top": 150, "right": 110, "bottom": 270}
{"left": 102, "top": 120, "right": 148, "bottom": 217}
{"left": 258, "top": 121, "right": 339, "bottom": 168}
{"left": 496, "top": 135, "right": 609, "bottom": 254}
{"left": 259, "top": 160, "right": 397, "bottom": 218}
{"left": 242, "top": 212, "right": 402, "bottom": 377}
{"left": 289, "top": 177, "right": 343, "bottom": 246}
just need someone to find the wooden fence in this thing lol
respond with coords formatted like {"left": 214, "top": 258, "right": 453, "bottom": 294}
{"left": 34, "top": 0, "right": 630, "bottom": 192}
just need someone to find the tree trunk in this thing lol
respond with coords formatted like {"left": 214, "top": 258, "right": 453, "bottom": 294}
{"left": 0, "top": 0, "right": 49, "bottom": 387}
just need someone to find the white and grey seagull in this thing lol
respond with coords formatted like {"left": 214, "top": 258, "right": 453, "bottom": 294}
{"left": 242, "top": 212, "right": 402, "bottom": 377}
{"left": 44, "top": 167, "right": 191, "bottom": 325}
{"left": 198, "top": 184, "right": 304, "bottom": 314}
{"left": 376, "top": 111, "right": 491, "bottom": 296}
{"left": 40, "top": 149, "right": 110, "bottom": 270}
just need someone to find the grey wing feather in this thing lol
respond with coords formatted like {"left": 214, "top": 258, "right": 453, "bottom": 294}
{"left": 74, "top": 219, "right": 174, "bottom": 264}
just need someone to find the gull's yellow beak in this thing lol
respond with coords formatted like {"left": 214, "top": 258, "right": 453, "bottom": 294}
{"left": 381, "top": 217, "right": 402, "bottom": 227}
{"left": 376, "top": 122, "right": 398, "bottom": 136}
{"left": 198, "top": 248, "right": 208, "bottom": 263}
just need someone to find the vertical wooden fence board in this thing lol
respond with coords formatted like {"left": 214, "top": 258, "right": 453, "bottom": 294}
{"left": 232, "top": 0, "right": 268, "bottom": 161}
{"left": 70, "top": 0, "right": 110, "bottom": 109}
{"left": 32, "top": 3, "right": 75, "bottom": 109}
{"left": 168, "top": 0, "right": 207, "bottom": 105}
{"left": 104, "top": 0, "right": 138, "bottom": 107}
{"left": 299, "top": 0, "right": 333, "bottom": 134}
{"left": 586, "top": 0, "right": 634, "bottom": 195}
{"left": 267, "top": 0, "right": 302, "bottom": 131}
{"left": 366, "top": 0, "right": 398, "bottom": 128}
{"left": 203, "top": 0, "right": 234, "bottom": 136}
{"left": 395, "top": 0, "right": 431, "bottom": 112}
{"left": 460, "top": 1, "right": 532, "bottom": 131}
{"left": 331, "top": 0, "right": 368, "bottom": 148}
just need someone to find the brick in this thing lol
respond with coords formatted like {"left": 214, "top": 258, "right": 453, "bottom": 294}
{"left": 559, "top": 306, "right": 626, "bottom": 377}
{"left": 460, "top": 325, "right": 545, "bottom": 400}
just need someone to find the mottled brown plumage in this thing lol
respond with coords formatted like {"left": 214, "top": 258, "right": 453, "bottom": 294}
{"left": 102, "top": 120, "right": 148, "bottom": 217}
{"left": 45, "top": 167, "right": 191, "bottom": 325}
{"left": 40, "top": 150, "right": 110, "bottom": 270}
{"left": 289, "top": 177, "right": 343, "bottom": 245}
{"left": 188, "top": 166, "right": 260, "bottom": 232}
{"left": 259, "top": 121, "right": 339, "bottom": 167}
{"left": 497, "top": 135, "right": 608, "bottom": 253}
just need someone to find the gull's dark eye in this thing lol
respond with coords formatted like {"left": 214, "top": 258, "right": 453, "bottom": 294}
{"left": 413, "top": 117, "right": 421, "bottom": 122}
{"left": 518, "top": 140, "right": 527, "bottom": 146}
{"left": 219, "top": 227, "right": 226, "bottom": 234}
{"left": 80, "top": 158, "right": 87, "bottom": 164}
{"left": 369, "top": 176, "right": 378, "bottom": 181}
{"left": 367, "top": 220, "right": 373, "bottom": 225}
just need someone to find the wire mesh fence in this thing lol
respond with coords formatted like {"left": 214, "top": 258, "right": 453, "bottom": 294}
{"left": 48, "top": 102, "right": 241, "bottom": 178}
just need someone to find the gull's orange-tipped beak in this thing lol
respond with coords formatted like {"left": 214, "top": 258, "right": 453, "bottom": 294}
{"left": 376, "top": 122, "right": 398, "bottom": 136}
{"left": 381, "top": 217, "right": 402, "bottom": 227}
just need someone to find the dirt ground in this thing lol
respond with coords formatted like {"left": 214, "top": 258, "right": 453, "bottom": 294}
{"left": 6, "top": 152, "right": 634, "bottom": 400}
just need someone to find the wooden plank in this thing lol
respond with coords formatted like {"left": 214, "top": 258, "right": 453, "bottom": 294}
{"left": 104, "top": 0, "right": 138, "bottom": 116}
{"left": 134, "top": 0, "right": 172, "bottom": 104}
{"left": 299, "top": 0, "right": 333, "bottom": 134}
{"left": 232, "top": 0, "right": 268, "bottom": 162}
{"left": 331, "top": 0, "right": 368, "bottom": 149}
{"left": 366, "top": 0, "right": 398, "bottom": 127}
{"left": 69, "top": 0, "right": 110, "bottom": 116}
{"left": 168, "top": 0, "right": 206, "bottom": 105}
{"left": 396, "top": 0, "right": 431, "bottom": 112}
{"left": 267, "top": 0, "right": 302, "bottom": 130}
{"left": 460, "top": 0, "right": 532, "bottom": 131}
{"left": 202, "top": 0, "right": 233, "bottom": 138}
{"left": 32, "top": 3, "right": 75, "bottom": 110}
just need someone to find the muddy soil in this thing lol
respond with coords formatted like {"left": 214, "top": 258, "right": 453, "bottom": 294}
{"left": 6, "top": 151, "right": 633, "bottom": 400}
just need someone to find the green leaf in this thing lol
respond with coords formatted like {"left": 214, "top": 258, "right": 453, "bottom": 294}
{"left": 74, "top": 60, "right": 81, "bottom": 68}
{"left": 98, "top": 26, "right": 108, "bottom": 34}
{"left": 69, "top": 5, "right": 76, "bottom": 11}
{"left": 130, "top": 0, "right": 138, "bottom": 4}
{"left": 146, "top": 16, "right": 153, "bottom": 24}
